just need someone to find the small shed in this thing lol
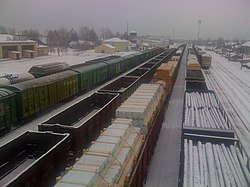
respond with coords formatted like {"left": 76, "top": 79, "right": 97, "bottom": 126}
{"left": 36, "top": 45, "right": 49, "bottom": 56}
{"left": 8, "top": 51, "right": 21, "bottom": 60}
{"left": 23, "top": 50, "right": 35, "bottom": 58}
{"left": 95, "top": 44, "right": 116, "bottom": 54}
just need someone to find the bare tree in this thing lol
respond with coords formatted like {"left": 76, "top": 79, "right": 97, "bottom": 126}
{"left": 0, "top": 25, "right": 7, "bottom": 34}
{"left": 78, "top": 26, "right": 90, "bottom": 41}
{"left": 69, "top": 29, "right": 78, "bottom": 42}
{"left": 100, "top": 27, "right": 114, "bottom": 40}
{"left": 22, "top": 29, "right": 40, "bottom": 41}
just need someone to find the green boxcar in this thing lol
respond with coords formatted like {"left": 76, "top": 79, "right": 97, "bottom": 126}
{"left": 6, "top": 70, "right": 79, "bottom": 120}
{"left": 0, "top": 89, "right": 17, "bottom": 130}
{"left": 122, "top": 54, "right": 137, "bottom": 71}
{"left": 104, "top": 57, "right": 124, "bottom": 78}
{"left": 72, "top": 63, "right": 108, "bottom": 92}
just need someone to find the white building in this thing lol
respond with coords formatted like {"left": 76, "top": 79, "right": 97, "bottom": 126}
{"left": 102, "top": 38, "right": 129, "bottom": 52}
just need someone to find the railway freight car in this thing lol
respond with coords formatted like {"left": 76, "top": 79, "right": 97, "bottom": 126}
{"left": 0, "top": 45, "right": 184, "bottom": 187}
{"left": 193, "top": 46, "right": 212, "bottom": 69}
{"left": 0, "top": 88, "right": 17, "bottom": 131}
{"left": 54, "top": 83, "right": 168, "bottom": 187}
{"left": 0, "top": 47, "right": 164, "bottom": 133}
{"left": 39, "top": 92, "right": 119, "bottom": 156}
{"left": 38, "top": 93, "right": 118, "bottom": 156}
{"left": 98, "top": 49, "right": 175, "bottom": 106}
{"left": 0, "top": 131, "right": 69, "bottom": 187}
{"left": 179, "top": 133, "right": 250, "bottom": 187}
{"left": 71, "top": 63, "right": 108, "bottom": 92}
{"left": 5, "top": 70, "right": 79, "bottom": 120}
{"left": 200, "top": 53, "right": 212, "bottom": 69}
{"left": 28, "top": 62, "right": 70, "bottom": 78}
{"left": 98, "top": 76, "right": 140, "bottom": 103}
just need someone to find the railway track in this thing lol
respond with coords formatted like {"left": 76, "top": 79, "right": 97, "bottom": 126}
{"left": 203, "top": 57, "right": 250, "bottom": 157}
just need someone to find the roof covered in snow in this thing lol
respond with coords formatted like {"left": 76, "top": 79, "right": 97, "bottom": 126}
{"left": 103, "top": 44, "right": 116, "bottom": 49}
{"left": 141, "top": 43, "right": 150, "bottom": 47}
{"left": 0, "top": 34, "right": 14, "bottom": 41}
{"left": 242, "top": 41, "right": 250, "bottom": 47}
{"left": 103, "top": 37, "right": 129, "bottom": 43}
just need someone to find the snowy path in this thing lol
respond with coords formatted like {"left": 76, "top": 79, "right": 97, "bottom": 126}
{"left": 145, "top": 48, "right": 187, "bottom": 187}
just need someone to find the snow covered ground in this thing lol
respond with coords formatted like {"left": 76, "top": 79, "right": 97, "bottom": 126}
{"left": 205, "top": 51, "right": 250, "bottom": 156}
{"left": 0, "top": 49, "right": 136, "bottom": 76}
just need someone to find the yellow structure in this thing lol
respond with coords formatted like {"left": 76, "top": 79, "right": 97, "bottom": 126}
{"left": 95, "top": 44, "right": 116, "bottom": 53}
{"left": 36, "top": 45, "right": 49, "bottom": 56}
{"left": 0, "top": 40, "right": 48, "bottom": 59}
{"left": 102, "top": 38, "right": 129, "bottom": 52}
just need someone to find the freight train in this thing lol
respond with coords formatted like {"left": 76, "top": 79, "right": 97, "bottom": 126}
{"left": 0, "top": 47, "right": 164, "bottom": 132}
{"left": 193, "top": 46, "right": 212, "bottom": 69}
{"left": 0, "top": 46, "right": 183, "bottom": 187}
{"left": 179, "top": 47, "right": 250, "bottom": 187}
{"left": 185, "top": 51, "right": 207, "bottom": 90}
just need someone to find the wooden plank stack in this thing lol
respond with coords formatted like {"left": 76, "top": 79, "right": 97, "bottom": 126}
{"left": 116, "top": 84, "right": 165, "bottom": 134}
{"left": 153, "top": 63, "right": 174, "bottom": 93}
{"left": 187, "top": 59, "right": 201, "bottom": 71}
{"left": 55, "top": 118, "right": 143, "bottom": 187}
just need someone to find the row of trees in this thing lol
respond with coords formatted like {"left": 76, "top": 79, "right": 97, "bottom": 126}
{"left": 45, "top": 27, "right": 116, "bottom": 53}
{"left": 0, "top": 25, "right": 116, "bottom": 52}
{"left": 0, "top": 25, "right": 130, "bottom": 53}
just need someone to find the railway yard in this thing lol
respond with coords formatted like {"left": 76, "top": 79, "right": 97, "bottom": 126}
{"left": 0, "top": 45, "right": 250, "bottom": 187}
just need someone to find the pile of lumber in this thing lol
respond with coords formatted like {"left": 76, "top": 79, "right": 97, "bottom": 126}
{"left": 171, "top": 56, "right": 180, "bottom": 62}
{"left": 187, "top": 54, "right": 198, "bottom": 61}
{"left": 116, "top": 84, "right": 165, "bottom": 134}
{"left": 153, "top": 62, "right": 178, "bottom": 93}
{"left": 55, "top": 118, "right": 143, "bottom": 187}
{"left": 183, "top": 139, "right": 250, "bottom": 187}
{"left": 184, "top": 92, "right": 229, "bottom": 129}
{"left": 187, "top": 59, "right": 201, "bottom": 71}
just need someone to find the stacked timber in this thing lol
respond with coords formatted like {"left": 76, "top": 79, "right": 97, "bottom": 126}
{"left": 187, "top": 59, "right": 201, "bottom": 71}
{"left": 171, "top": 56, "right": 180, "bottom": 62}
{"left": 153, "top": 62, "right": 177, "bottom": 93}
{"left": 185, "top": 92, "right": 219, "bottom": 109}
{"left": 116, "top": 84, "right": 165, "bottom": 134}
{"left": 55, "top": 118, "right": 143, "bottom": 187}
{"left": 187, "top": 54, "right": 198, "bottom": 61}
{"left": 183, "top": 139, "right": 250, "bottom": 187}
{"left": 184, "top": 92, "right": 229, "bottom": 129}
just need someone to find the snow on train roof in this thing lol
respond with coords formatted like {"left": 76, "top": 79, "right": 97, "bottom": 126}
{"left": 0, "top": 49, "right": 136, "bottom": 77}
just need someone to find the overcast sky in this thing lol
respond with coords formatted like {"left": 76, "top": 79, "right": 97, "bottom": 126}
{"left": 0, "top": 0, "right": 250, "bottom": 40}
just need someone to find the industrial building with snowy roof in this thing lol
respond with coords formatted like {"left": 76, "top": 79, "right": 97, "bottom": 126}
{"left": 102, "top": 37, "right": 129, "bottom": 52}
{"left": 94, "top": 43, "right": 116, "bottom": 54}
{"left": 0, "top": 34, "right": 48, "bottom": 60}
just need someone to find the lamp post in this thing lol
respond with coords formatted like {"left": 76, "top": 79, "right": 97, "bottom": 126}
{"left": 197, "top": 20, "right": 201, "bottom": 45}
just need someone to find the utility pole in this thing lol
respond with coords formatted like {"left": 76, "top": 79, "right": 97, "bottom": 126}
{"left": 197, "top": 20, "right": 201, "bottom": 45}
{"left": 172, "top": 29, "right": 175, "bottom": 44}
{"left": 127, "top": 22, "right": 129, "bottom": 40}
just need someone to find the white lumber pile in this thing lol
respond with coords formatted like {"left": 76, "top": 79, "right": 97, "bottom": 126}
{"left": 55, "top": 118, "right": 143, "bottom": 187}
{"left": 183, "top": 139, "right": 250, "bottom": 187}
{"left": 184, "top": 92, "right": 229, "bottom": 129}
{"left": 116, "top": 84, "right": 165, "bottom": 134}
